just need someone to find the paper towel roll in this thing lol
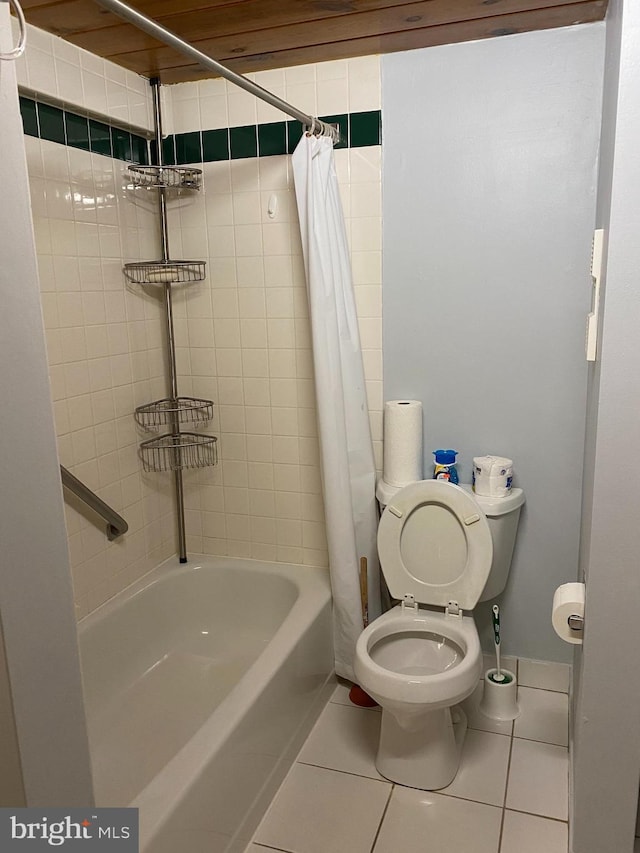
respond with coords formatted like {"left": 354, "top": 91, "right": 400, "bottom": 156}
{"left": 383, "top": 400, "right": 423, "bottom": 487}
{"left": 552, "top": 582, "right": 585, "bottom": 644}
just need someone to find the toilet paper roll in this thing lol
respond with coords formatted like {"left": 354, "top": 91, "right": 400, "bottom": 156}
{"left": 552, "top": 582, "right": 585, "bottom": 644}
{"left": 473, "top": 456, "right": 513, "bottom": 497}
{"left": 383, "top": 400, "right": 423, "bottom": 487}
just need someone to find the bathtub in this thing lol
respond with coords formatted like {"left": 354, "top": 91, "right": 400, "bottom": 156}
{"left": 78, "top": 556, "right": 334, "bottom": 853}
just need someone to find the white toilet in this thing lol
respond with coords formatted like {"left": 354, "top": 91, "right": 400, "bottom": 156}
{"left": 354, "top": 479, "right": 524, "bottom": 790}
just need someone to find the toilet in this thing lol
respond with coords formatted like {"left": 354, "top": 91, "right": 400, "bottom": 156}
{"left": 354, "top": 479, "right": 524, "bottom": 790}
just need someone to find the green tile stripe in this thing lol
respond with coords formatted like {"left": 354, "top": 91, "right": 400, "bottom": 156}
{"left": 165, "top": 110, "right": 381, "bottom": 165}
{"left": 19, "top": 96, "right": 149, "bottom": 165}
{"left": 18, "top": 97, "right": 380, "bottom": 166}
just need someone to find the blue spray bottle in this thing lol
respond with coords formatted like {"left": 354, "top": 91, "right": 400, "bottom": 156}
{"left": 433, "top": 449, "right": 459, "bottom": 485}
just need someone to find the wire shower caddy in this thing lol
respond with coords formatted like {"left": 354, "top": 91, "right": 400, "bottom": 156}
{"left": 123, "top": 260, "right": 207, "bottom": 286}
{"left": 134, "top": 396, "right": 214, "bottom": 430}
{"left": 139, "top": 432, "right": 218, "bottom": 473}
{"left": 127, "top": 165, "right": 202, "bottom": 190}
{"left": 126, "top": 80, "right": 217, "bottom": 562}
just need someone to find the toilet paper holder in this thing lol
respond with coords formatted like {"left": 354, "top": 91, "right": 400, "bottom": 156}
{"left": 568, "top": 614, "right": 584, "bottom": 631}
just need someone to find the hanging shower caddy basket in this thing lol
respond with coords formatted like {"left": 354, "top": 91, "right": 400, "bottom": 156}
{"left": 123, "top": 260, "right": 207, "bottom": 286}
{"left": 135, "top": 396, "right": 214, "bottom": 430}
{"left": 139, "top": 432, "right": 218, "bottom": 473}
{"left": 127, "top": 165, "right": 202, "bottom": 190}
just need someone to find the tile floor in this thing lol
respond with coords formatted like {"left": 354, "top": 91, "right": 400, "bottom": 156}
{"left": 245, "top": 665, "right": 569, "bottom": 853}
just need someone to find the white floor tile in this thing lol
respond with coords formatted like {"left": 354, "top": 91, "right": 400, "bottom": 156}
{"left": 297, "top": 701, "right": 383, "bottom": 779}
{"left": 506, "top": 738, "right": 568, "bottom": 820}
{"left": 254, "top": 763, "right": 391, "bottom": 853}
{"left": 518, "top": 658, "right": 570, "bottom": 693}
{"left": 500, "top": 810, "right": 568, "bottom": 853}
{"left": 461, "top": 682, "right": 514, "bottom": 736}
{"left": 249, "top": 664, "right": 572, "bottom": 853}
{"left": 439, "top": 729, "right": 510, "bottom": 806}
{"left": 374, "top": 787, "right": 502, "bottom": 853}
{"left": 514, "top": 687, "right": 569, "bottom": 746}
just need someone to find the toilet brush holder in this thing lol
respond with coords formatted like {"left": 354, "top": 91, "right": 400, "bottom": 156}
{"left": 479, "top": 669, "right": 520, "bottom": 721}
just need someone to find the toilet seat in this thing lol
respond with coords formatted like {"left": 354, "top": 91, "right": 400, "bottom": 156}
{"left": 356, "top": 605, "right": 482, "bottom": 709}
{"left": 378, "top": 480, "right": 493, "bottom": 611}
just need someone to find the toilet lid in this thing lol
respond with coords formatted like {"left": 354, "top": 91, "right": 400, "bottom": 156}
{"left": 377, "top": 480, "right": 493, "bottom": 610}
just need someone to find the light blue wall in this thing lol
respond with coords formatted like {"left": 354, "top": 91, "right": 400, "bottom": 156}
{"left": 381, "top": 24, "right": 605, "bottom": 662}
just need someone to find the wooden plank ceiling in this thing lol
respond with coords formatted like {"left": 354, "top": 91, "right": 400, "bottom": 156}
{"left": 21, "top": 0, "right": 607, "bottom": 84}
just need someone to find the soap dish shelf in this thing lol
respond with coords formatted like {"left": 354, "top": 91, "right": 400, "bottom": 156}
{"left": 123, "top": 260, "right": 206, "bottom": 285}
{"left": 139, "top": 432, "right": 218, "bottom": 473}
{"left": 135, "top": 397, "right": 214, "bottom": 430}
{"left": 128, "top": 165, "right": 202, "bottom": 190}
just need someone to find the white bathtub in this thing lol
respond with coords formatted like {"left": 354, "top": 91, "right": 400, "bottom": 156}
{"left": 78, "top": 556, "right": 334, "bottom": 853}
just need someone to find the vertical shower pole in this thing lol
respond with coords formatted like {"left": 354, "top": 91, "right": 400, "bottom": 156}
{"left": 151, "top": 78, "right": 188, "bottom": 563}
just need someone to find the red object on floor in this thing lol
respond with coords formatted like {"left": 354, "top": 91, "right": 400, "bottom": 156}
{"left": 349, "top": 684, "right": 378, "bottom": 707}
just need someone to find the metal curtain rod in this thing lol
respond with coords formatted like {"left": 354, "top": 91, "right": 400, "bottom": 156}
{"left": 60, "top": 465, "right": 128, "bottom": 541}
{"left": 95, "top": 0, "right": 338, "bottom": 140}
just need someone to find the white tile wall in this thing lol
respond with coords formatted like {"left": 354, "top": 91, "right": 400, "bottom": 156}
{"left": 161, "top": 57, "right": 383, "bottom": 567}
{"left": 26, "top": 39, "right": 381, "bottom": 602}
{"left": 12, "top": 19, "right": 153, "bottom": 132}
{"left": 165, "top": 56, "right": 381, "bottom": 135}
{"left": 164, "top": 143, "right": 382, "bottom": 567}
{"left": 27, "top": 136, "right": 171, "bottom": 617}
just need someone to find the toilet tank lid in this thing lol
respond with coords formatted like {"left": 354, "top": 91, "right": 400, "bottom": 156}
{"left": 379, "top": 480, "right": 525, "bottom": 516}
{"left": 460, "top": 484, "right": 525, "bottom": 517}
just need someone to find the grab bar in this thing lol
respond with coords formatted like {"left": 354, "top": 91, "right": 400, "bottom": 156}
{"left": 60, "top": 465, "right": 128, "bottom": 541}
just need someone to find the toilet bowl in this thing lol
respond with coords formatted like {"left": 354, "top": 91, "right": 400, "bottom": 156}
{"left": 354, "top": 479, "right": 519, "bottom": 790}
{"left": 356, "top": 606, "right": 481, "bottom": 789}
{"left": 357, "top": 606, "right": 481, "bottom": 722}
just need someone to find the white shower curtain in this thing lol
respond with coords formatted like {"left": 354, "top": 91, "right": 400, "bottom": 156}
{"left": 292, "top": 134, "right": 381, "bottom": 681}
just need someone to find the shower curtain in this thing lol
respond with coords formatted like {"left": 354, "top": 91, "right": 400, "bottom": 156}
{"left": 292, "top": 134, "right": 381, "bottom": 681}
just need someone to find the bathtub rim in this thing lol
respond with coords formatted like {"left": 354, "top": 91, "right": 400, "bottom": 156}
{"left": 77, "top": 553, "right": 329, "bottom": 634}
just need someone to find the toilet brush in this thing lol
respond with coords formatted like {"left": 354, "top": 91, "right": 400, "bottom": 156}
{"left": 491, "top": 605, "right": 506, "bottom": 683}
{"left": 479, "top": 604, "right": 519, "bottom": 720}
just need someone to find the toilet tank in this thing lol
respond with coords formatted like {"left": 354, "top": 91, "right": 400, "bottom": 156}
{"left": 376, "top": 479, "right": 525, "bottom": 603}
{"left": 461, "top": 486, "right": 525, "bottom": 602}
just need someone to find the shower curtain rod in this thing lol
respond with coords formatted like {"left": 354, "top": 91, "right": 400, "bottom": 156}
{"left": 96, "top": 0, "right": 339, "bottom": 140}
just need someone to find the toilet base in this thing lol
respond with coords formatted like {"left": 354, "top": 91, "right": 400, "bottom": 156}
{"left": 375, "top": 705, "right": 467, "bottom": 790}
